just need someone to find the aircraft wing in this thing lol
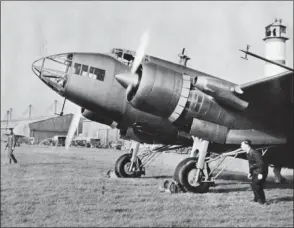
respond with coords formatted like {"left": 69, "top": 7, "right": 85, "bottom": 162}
{"left": 240, "top": 71, "right": 293, "bottom": 111}
{"left": 238, "top": 70, "right": 293, "bottom": 147}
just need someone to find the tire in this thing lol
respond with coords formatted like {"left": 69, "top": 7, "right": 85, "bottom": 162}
{"left": 114, "top": 149, "right": 134, "bottom": 177}
{"left": 174, "top": 157, "right": 198, "bottom": 191}
{"left": 114, "top": 154, "right": 126, "bottom": 177}
{"left": 178, "top": 160, "right": 210, "bottom": 193}
{"left": 115, "top": 153, "right": 143, "bottom": 178}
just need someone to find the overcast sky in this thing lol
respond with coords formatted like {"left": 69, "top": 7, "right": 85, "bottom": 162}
{"left": 1, "top": 1, "right": 293, "bottom": 120}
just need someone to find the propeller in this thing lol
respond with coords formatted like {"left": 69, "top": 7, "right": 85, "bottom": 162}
{"left": 65, "top": 106, "right": 82, "bottom": 150}
{"left": 131, "top": 29, "right": 150, "bottom": 74}
{"left": 115, "top": 30, "right": 150, "bottom": 101}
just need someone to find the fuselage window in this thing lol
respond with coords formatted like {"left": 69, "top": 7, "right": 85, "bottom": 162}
{"left": 74, "top": 63, "right": 82, "bottom": 75}
{"left": 95, "top": 68, "right": 105, "bottom": 81}
{"left": 89, "top": 67, "right": 96, "bottom": 79}
{"left": 90, "top": 67, "right": 105, "bottom": 81}
{"left": 81, "top": 65, "right": 89, "bottom": 77}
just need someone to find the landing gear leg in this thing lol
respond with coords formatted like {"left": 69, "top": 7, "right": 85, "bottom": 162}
{"left": 174, "top": 137, "right": 211, "bottom": 193}
{"left": 129, "top": 141, "right": 140, "bottom": 173}
{"left": 114, "top": 141, "right": 143, "bottom": 178}
{"left": 273, "top": 165, "right": 286, "bottom": 183}
{"left": 194, "top": 137, "right": 209, "bottom": 179}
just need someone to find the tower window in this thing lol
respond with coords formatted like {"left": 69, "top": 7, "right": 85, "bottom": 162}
{"left": 266, "top": 28, "right": 271, "bottom": 37}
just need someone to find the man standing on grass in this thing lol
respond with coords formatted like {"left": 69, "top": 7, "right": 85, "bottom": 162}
{"left": 4, "top": 128, "right": 18, "bottom": 164}
{"left": 241, "top": 140, "right": 268, "bottom": 205}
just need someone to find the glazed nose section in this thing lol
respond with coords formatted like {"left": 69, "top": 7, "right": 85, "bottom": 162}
{"left": 32, "top": 54, "right": 72, "bottom": 96}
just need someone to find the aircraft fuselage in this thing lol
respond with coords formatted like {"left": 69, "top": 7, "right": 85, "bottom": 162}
{"left": 32, "top": 50, "right": 289, "bottom": 147}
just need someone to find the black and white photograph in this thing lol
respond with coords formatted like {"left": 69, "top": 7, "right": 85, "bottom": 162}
{"left": 1, "top": 1, "right": 293, "bottom": 227}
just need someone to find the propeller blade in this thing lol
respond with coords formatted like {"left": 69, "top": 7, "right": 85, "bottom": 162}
{"left": 131, "top": 30, "right": 150, "bottom": 74}
{"left": 65, "top": 108, "right": 82, "bottom": 150}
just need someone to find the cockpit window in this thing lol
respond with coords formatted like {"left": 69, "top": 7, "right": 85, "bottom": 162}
{"left": 110, "top": 48, "right": 136, "bottom": 67}
{"left": 123, "top": 53, "right": 134, "bottom": 62}
{"left": 72, "top": 61, "right": 105, "bottom": 82}
{"left": 90, "top": 67, "right": 105, "bottom": 81}
{"left": 74, "top": 63, "right": 82, "bottom": 75}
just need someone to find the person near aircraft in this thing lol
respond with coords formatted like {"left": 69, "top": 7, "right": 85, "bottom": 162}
{"left": 4, "top": 128, "right": 18, "bottom": 164}
{"left": 241, "top": 140, "right": 268, "bottom": 205}
{"left": 273, "top": 28, "right": 276, "bottom": 36}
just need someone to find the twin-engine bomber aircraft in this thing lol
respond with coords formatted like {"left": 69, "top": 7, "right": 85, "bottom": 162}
{"left": 32, "top": 43, "right": 293, "bottom": 193}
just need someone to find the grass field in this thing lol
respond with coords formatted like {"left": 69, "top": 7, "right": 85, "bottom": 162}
{"left": 1, "top": 144, "right": 293, "bottom": 227}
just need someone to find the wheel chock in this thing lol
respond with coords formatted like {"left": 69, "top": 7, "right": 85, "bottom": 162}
{"left": 106, "top": 170, "right": 118, "bottom": 178}
{"left": 159, "top": 179, "right": 182, "bottom": 194}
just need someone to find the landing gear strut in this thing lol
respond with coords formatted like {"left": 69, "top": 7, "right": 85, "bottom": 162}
{"left": 174, "top": 137, "right": 211, "bottom": 193}
{"left": 114, "top": 141, "right": 144, "bottom": 178}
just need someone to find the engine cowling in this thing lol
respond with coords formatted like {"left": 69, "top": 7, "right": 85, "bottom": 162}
{"left": 116, "top": 63, "right": 189, "bottom": 118}
{"left": 81, "top": 108, "right": 117, "bottom": 128}
{"left": 184, "top": 88, "right": 239, "bottom": 128}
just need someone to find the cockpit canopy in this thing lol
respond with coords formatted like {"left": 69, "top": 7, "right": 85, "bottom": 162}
{"left": 32, "top": 53, "right": 107, "bottom": 96}
{"left": 110, "top": 48, "right": 149, "bottom": 67}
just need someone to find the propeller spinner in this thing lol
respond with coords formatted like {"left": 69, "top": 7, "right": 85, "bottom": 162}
{"left": 115, "top": 30, "right": 150, "bottom": 101}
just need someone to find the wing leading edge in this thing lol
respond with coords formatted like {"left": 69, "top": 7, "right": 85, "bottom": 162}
{"left": 240, "top": 71, "right": 293, "bottom": 110}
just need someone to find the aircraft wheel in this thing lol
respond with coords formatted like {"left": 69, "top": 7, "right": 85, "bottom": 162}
{"left": 178, "top": 159, "right": 210, "bottom": 193}
{"left": 174, "top": 157, "right": 197, "bottom": 192}
{"left": 114, "top": 154, "right": 124, "bottom": 177}
{"left": 115, "top": 153, "right": 143, "bottom": 178}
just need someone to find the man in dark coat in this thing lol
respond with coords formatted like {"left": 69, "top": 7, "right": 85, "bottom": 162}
{"left": 241, "top": 140, "right": 268, "bottom": 204}
{"left": 4, "top": 128, "right": 18, "bottom": 164}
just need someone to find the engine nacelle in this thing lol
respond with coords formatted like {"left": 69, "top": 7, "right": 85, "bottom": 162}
{"left": 81, "top": 108, "right": 117, "bottom": 128}
{"left": 190, "top": 118, "right": 229, "bottom": 143}
{"left": 193, "top": 76, "right": 248, "bottom": 111}
{"left": 129, "top": 63, "right": 186, "bottom": 117}
{"left": 190, "top": 118, "right": 286, "bottom": 145}
{"left": 185, "top": 88, "right": 239, "bottom": 128}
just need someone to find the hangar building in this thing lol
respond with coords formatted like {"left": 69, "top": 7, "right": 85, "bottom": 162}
{"left": 1, "top": 114, "right": 82, "bottom": 143}
{"left": 29, "top": 114, "right": 82, "bottom": 142}
{"left": 82, "top": 120, "right": 121, "bottom": 146}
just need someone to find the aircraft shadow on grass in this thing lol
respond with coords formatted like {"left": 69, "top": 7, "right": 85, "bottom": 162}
{"left": 20, "top": 162, "right": 71, "bottom": 167}
{"left": 217, "top": 172, "right": 293, "bottom": 189}
{"left": 142, "top": 175, "right": 173, "bottom": 179}
{"left": 267, "top": 196, "right": 294, "bottom": 203}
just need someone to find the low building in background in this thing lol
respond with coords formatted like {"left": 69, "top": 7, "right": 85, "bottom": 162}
{"left": 1, "top": 114, "right": 82, "bottom": 144}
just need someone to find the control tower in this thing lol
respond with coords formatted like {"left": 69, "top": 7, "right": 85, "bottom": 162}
{"left": 263, "top": 19, "right": 289, "bottom": 77}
